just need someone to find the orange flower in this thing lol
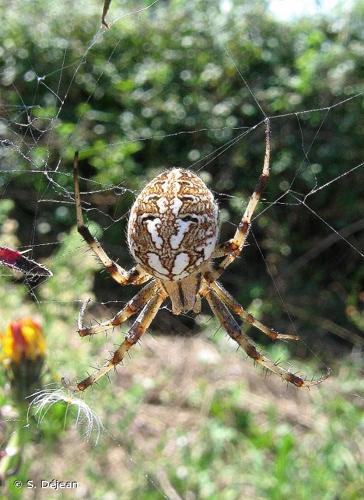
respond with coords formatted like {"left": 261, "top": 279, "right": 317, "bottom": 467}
{"left": 0, "top": 318, "right": 46, "bottom": 365}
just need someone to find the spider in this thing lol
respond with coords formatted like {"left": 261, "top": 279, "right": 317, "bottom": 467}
{"left": 69, "top": 118, "right": 329, "bottom": 392}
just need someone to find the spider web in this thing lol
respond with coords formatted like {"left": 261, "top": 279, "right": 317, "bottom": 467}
{"left": 0, "top": 0, "right": 363, "bottom": 497}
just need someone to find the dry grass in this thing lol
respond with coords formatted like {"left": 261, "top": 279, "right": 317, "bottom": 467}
{"left": 21, "top": 333, "right": 364, "bottom": 499}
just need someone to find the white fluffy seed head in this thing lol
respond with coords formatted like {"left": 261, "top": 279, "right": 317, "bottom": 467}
{"left": 128, "top": 168, "right": 218, "bottom": 281}
{"left": 27, "top": 384, "right": 104, "bottom": 444}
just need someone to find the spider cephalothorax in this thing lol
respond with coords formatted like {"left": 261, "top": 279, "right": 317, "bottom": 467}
{"left": 69, "top": 119, "right": 329, "bottom": 392}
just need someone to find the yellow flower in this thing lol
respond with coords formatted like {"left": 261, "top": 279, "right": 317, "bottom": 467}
{"left": 0, "top": 318, "right": 46, "bottom": 364}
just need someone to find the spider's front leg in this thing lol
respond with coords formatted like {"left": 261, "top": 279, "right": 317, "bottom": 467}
{"left": 210, "top": 281, "right": 299, "bottom": 341}
{"left": 73, "top": 289, "right": 167, "bottom": 392}
{"left": 73, "top": 152, "right": 150, "bottom": 287}
{"left": 202, "top": 286, "right": 329, "bottom": 388}
{"left": 77, "top": 281, "right": 157, "bottom": 337}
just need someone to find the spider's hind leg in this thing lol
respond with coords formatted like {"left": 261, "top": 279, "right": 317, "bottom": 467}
{"left": 73, "top": 151, "right": 150, "bottom": 287}
{"left": 207, "top": 118, "right": 271, "bottom": 283}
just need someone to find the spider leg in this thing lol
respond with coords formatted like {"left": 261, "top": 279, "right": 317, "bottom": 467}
{"left": 73, "top": 152, "right": 150, "bottom": 286}
{"left": 74, "top": 289, "right": 167, "bottom": 392}
{"left": 202, "top": 286, "right": 329, "bottom": 388}
{"left": 210, "top": 281, "right": 299, "bottom": 341}
{"left": 207, "top": 118, "right": 271, "bottom": 281}
{"left": 210, "top": 241, "right": 239, "bottom": 259}
{"left": 101, "top": 0, "right": 112, "bottom": 27}
{"left": 77, "top": 280, "right": 157, "bottom": 337}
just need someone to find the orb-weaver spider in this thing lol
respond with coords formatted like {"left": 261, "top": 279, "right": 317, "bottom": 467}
{"left": 68, "top": 119, "right": 329, "bottom": 392}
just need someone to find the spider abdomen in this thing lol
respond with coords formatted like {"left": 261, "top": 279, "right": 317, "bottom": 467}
{"left": 128, "top": 168, "right": 219, "bottom": 281}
